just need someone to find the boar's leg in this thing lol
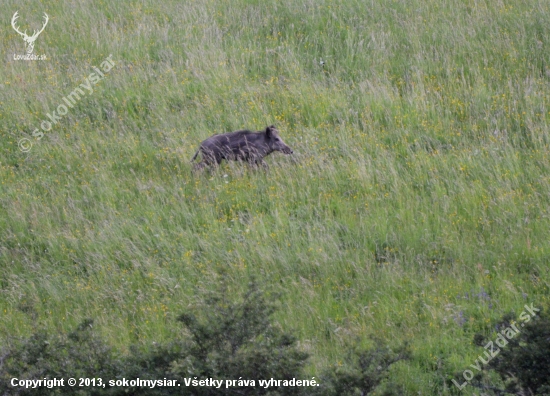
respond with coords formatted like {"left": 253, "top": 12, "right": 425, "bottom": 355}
{"left": 193, "top": 147, "right": 222, "bottom": 170}
{"left": 205, "top": 147, "right": 225, "bottom": 165}
{"left": 250, "top": 158, "right": 269, "bottom": 169}
{"left": 193, "top": 161, "right": 207, "bottom": 171}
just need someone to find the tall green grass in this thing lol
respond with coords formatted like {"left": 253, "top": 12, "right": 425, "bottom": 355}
{"left": 1, "top": 0, "right": 550, "bottom": 393}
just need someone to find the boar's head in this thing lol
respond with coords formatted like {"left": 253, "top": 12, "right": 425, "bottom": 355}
{"left": 265, "top": 125, "right": 293, "bottom": 155}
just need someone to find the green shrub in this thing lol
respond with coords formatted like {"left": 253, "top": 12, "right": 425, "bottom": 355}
{"left": 314, "top": 341, "right": 410, "bottom": 396}
{"left": 0, "top": 319, "right": 120, "bottom": 396}
{"left": 470, "top": 307, "right": 550, "bottom": 395}
{"left": 0, "top": 281, "right": 406, "bottom": 396}
{"left": 487, "top": 307, "right": 550, "bottom": 395}
{"left": 120, "top": 280, "right": 310, "bottom": 395}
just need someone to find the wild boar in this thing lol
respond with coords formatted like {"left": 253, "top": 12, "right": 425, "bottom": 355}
{"left": 191, "top": 125, "right": 293, "bottom": 169}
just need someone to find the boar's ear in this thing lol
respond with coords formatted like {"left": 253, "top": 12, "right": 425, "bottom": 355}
{"left": 265, "top": 125, "right": 273, "bottom": 138}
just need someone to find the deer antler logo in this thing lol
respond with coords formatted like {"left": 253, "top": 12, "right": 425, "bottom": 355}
{"left": 11, "top": 11, "right": 49, "bottom": 55}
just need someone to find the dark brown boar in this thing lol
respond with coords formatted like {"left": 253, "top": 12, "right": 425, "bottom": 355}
{"left": 191, "top": 125, "right": 293, "bottom": 169}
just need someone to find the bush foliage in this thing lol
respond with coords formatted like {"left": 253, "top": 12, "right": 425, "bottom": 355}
{"left": 0, "top": 282, "right": 408, "bottom": 395}
{"left": 469, "top": 308, "right": 550, "bottom": 396}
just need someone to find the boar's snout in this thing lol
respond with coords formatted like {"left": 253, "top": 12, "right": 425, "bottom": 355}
{"left": 274, "top": 141, "right": 293, "bottom": 155}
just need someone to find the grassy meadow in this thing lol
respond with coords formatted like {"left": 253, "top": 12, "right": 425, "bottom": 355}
{"left": 2, "top": 0, "right": 550, "bottom": 393}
